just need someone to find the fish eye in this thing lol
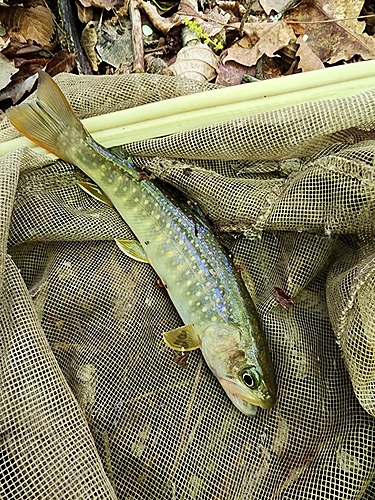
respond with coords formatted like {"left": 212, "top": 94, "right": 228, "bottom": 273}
{"left": 241, "top": 367, "right": 261, "bottom": 389}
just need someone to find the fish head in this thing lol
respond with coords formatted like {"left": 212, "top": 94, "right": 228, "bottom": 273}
{"left": 200, "top": 323, "right": 277, "bottom": 415}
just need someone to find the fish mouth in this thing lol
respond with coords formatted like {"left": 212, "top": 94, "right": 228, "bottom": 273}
{"left": 222, "top": 388, "right": 258, "bottom": 416}
{"left": 220, "top": 378, "right": 276, "bottom": 414}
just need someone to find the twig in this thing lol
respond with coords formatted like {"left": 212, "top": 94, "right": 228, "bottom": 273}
{"left": 287, "top": 14, "right": 375, "bottom": 24}
{"left": 239, "top": 0, "right": 256, "bottom": 37}
{"left": 129, "top": 0, "right": 145, "bottom": 72}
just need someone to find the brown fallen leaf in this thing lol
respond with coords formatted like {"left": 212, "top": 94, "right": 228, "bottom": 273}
{"left": 0, "top": 72, "right": 38, "bottom": 105}
{"left": 216, "top": 60, "right": 250, "bottom": 86}
{"left": 79, "top": 0, "right": 123, "bottom": 10}
{"left": 96, "top": 20, "right": 133, "bottom": 70}
{"left": 81, "top": 21, "right": 99, "bottom": 72}
{"left": 274, "top": 287, "right": 294, "bottom": 309}
{"left": 2, "top": 40, "right": 44, "bottom": 60}
{"left": 0, "top": 53, "right": 17, "bottom": 91}
{"left": 173, "top": 351, "right": 189, "bottom": 369}
{"left": 223, "top": 19, "right": 296, "bottom": 67}
{"left": 45, "top": 49, "right": 75, "bottom": 77}
{"left": 0, "top": 5, "right": 55, "bottom": 46}
{"left": 168, "top": 42, "right": 219, "bottom": 81}
{"left": 295, "top": 35, "right": 324, "bottom": 72}
{"left": 260, "top": 0, "right": 294, "bottom": 15}
{"left": 286, "top": 0, "right": 375, "bottom": 64}
{"left": 75, "top": 1, "right": 94, "bottom": 23}
{"left": 11, "top": 60, "right": 46, "bottom": 81}
{"left": 178, "top": 0, "right": 230, "bottom": 37}
{"left": 76, "top": 0, "right": 93, "bottom": 8}
{"left": 138, "top": 0, "right": 180, "bottom": 34}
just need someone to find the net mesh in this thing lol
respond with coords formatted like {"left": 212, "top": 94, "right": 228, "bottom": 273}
{"left": 1, "top": 71, "right": 375, "bottom": 499}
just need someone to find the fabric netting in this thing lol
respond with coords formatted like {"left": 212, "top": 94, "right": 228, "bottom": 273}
{"left": 1, "top": 72, "right": 375, "bottom": 498}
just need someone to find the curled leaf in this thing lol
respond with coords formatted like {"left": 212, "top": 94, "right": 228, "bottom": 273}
{"left": 168, "top": 42, "right": 219, "bottom": 81}
{"left": 81, "top": 21, "right": 99, "bottom": 72}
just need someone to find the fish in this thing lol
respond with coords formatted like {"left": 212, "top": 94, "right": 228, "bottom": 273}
{"left": 7, "top": 71, "right": 277, "bottom": 414}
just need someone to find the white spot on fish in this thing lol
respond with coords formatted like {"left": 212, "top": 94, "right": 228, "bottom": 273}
{"left": 132, "top": 187, "right": 137, "bottom": 193}
{"left": 211, "top": 316, "right": 217, "bottom": 322}
{"left": 186, "top": 280, "right": 192, "bottom": 286}
{"left": 196, "top": 302, "right": 200, "bottom": 307}
{"left": 166, "top": 223, "right": 171, "bottom": 229}
{"left": 196, "top": 291, "right": 201, "bottom": 297}
{"left": 134, "top": 198, "right": 139, "bottom": 203}
{"left": 202, "top": 307, "right": 208, "bottom": 312}
{"left": 155, "top": 214, "right": 160, "bottom": 220}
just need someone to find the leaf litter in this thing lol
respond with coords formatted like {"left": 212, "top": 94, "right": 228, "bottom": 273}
{"left": 0, "top": 0, "right": 375, "bottom": 109}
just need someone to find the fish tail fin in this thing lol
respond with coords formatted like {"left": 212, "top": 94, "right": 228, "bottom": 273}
{"left": 7, "top": 71, "right": 88, "bottom": 164}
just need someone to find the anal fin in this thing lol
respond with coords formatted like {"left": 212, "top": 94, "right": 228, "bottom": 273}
{"left": 116, "top": 239, "right": 150, "bottom": 263}
{"left": 77, "top": 181, "right": 113, "bottom": 206}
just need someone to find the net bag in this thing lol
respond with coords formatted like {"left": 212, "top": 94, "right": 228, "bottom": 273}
{"left": 1, "top": 71, "right": 375, "bottom": 499}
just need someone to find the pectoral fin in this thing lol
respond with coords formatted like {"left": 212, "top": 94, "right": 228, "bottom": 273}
{"left": 116, "top": 239, "right": 150, "bottom": 263}
{"left": 163, "top": 323, "right": 200, "bottom": 352}
{"left": 77, "top": 181, "right": 113, "bottom": 206}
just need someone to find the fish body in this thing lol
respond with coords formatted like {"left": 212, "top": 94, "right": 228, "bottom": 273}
{"left": 7, "top": 71, "right": 277, "bottom": 414}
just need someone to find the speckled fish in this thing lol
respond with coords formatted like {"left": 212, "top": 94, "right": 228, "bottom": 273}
{"left": 7, "top": 71, "right": 277, "bottom": 414}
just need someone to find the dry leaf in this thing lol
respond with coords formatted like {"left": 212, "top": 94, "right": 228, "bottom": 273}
{"left": 178, "top": 0, "right": 230, "bottom": 37}
{"left": 274, "top": 287, "right": 294, "bottom": 309}
{"left": 286, "top": 0, "right": 375, "bottom": 64}
{"left": 259, "top": 0, "right": 294, "bottom": 15}
{"left": 2, "top": 41, "right": 43, "bottom": 60}
{"left": 76, "top": 0, "right": 93, "bottom": 7}
{"left": 295, "top": 35, "right": 324, "bottom": 71}
{"left": 45, "top": 49, "right": 75, "bottom": 77}
{"left": 0, "top": 5, "right": 54, "bottom": 46}
{"left": 178, "top": 0, "right": 199, "bottom": 17}
{"left": 313, "top": 0, "right": 366, "bottom": 34}
{"left": 216, "top": 60, "right": 249, "bottom": 86}
{"left": 96, "top": 20, "right": 133, "bottom": 70}
{"left": 138, "top": 0, "right": 179, "bottom": 34}
{"left": 168, "top": 43, "right": 219, "bottom": 81}
{"left": 81, "top": 21, "right": 99, "bottom": 72}
{"left": 0, "top": 52, "right": 17, "bottom": 91}
{"left": 75, "top": 1, "right": 94, "bottom": 23}
{"left": 223, "top": 19, "right": 296, "bottom": 67}
{"left": 83, "top": 0, "right": 123, "bottom": 10}
{"left": 0, "top": 72, "right": 37, "bottom": 104}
